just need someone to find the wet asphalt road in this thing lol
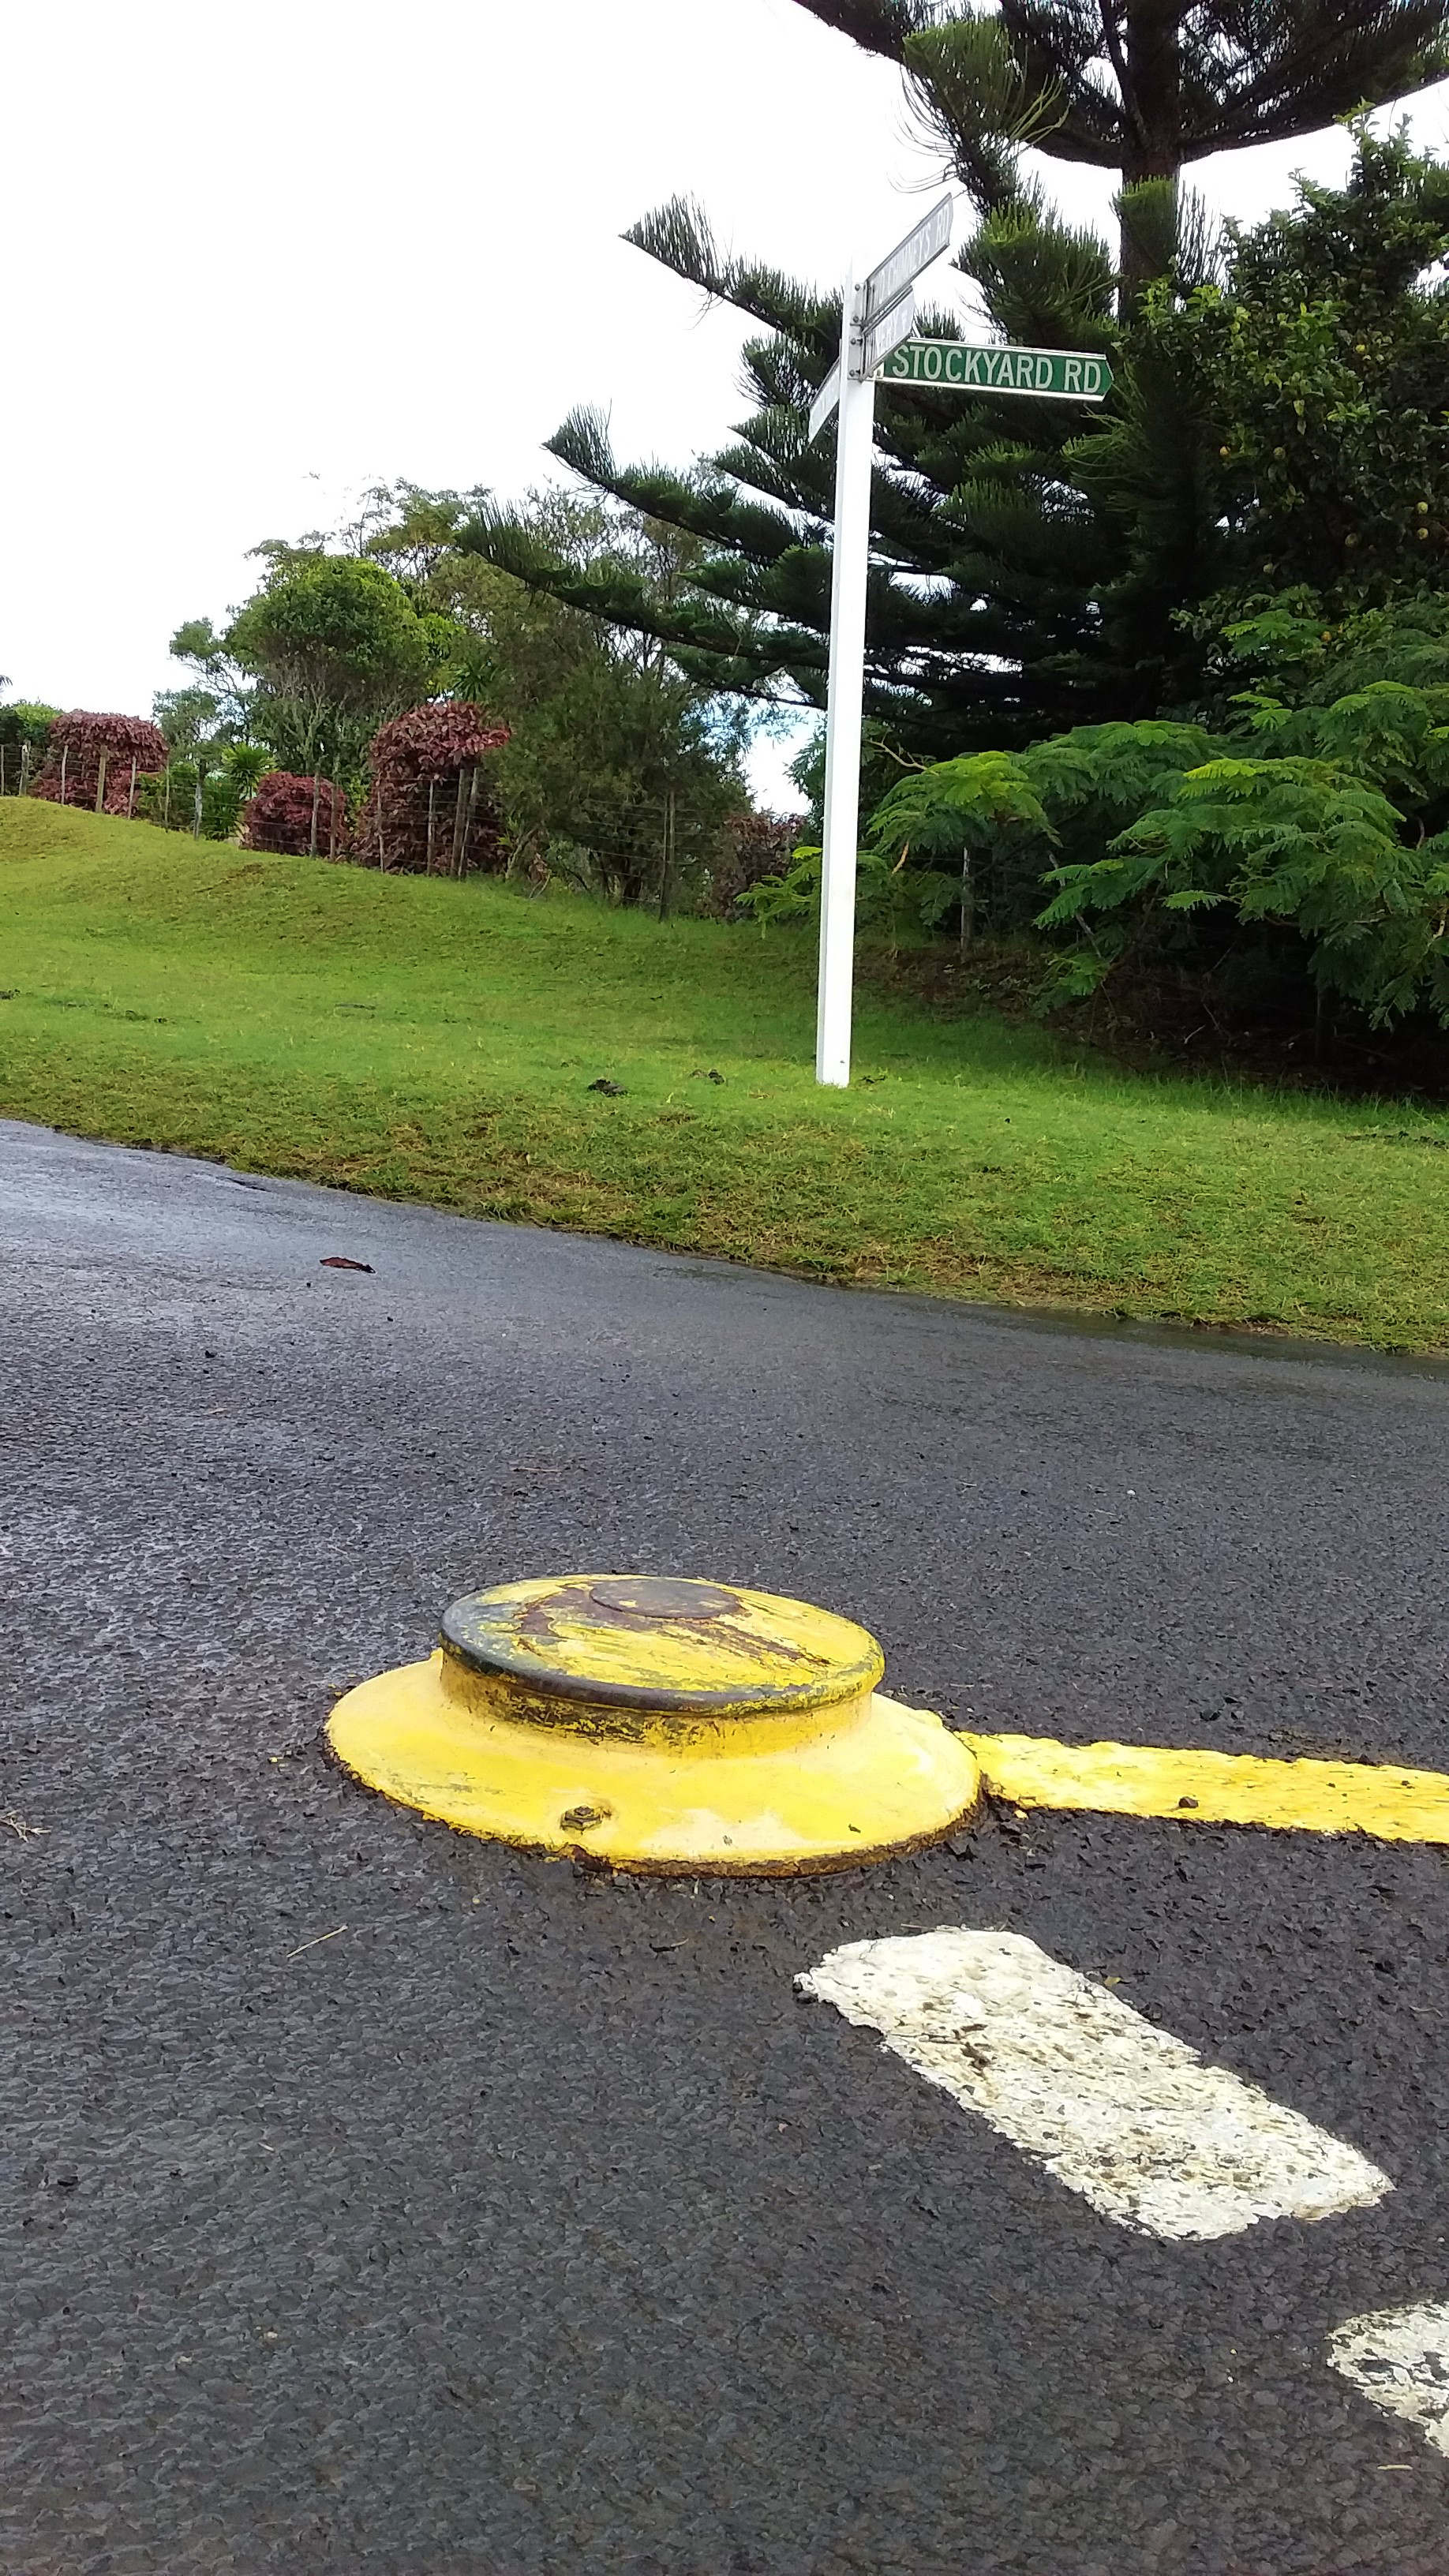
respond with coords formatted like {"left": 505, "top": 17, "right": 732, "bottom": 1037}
{"left": 5, "top": 1114, "right": 1449, "bottom": 2576}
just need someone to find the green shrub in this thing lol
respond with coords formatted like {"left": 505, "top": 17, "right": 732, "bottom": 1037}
{"left": 0, "top": 701, "right": 59, "bottom": 758}
{"left": 133, "top": 743, "right": 270, "bottom": 841}
{"left": 864, "top": 600, "right": 1449, "bottom": 1027}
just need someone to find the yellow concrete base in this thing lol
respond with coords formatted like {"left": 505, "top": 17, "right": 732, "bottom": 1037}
{"left": 327, "top": 1657, "right": 981, "bottom": 1874}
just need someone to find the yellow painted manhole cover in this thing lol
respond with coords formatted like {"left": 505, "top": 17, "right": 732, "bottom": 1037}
{"left": 327, "top": 1572, "right": 981, "bottom": 1874}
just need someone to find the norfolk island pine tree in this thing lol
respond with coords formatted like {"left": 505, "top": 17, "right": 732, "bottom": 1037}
{"left": 460, "top": 0, "right": 1449, "bottom": 764}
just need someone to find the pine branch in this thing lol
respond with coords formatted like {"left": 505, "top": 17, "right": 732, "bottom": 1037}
{"left": 713, "top": 432, "right": 831, "bottom": 523}
{"left": 1193, "top": 3, "right": 1449, "bottom": 155}
{"left": 788, "top": 0, "right": 942, "bottom": 56}
{"left": 623, "top": 198, "right": 838, "bottom": 350}
{"left": 961, "top": 193, "right": 1117, "bottom": 341}
{"left": 739, "top": 331, "right": 838, "bottom": 421}
{"left": 802, "top": 0, "right": 1449, "bottom": 187}
{"left": 904, "top": 19, "right": 1073, "bottom": 210}
{"left": 545, "top": 410, "right": 806, "bottom": 567}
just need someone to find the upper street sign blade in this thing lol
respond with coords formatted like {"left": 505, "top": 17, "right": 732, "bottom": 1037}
{"left": 859, "top": 197, "right": 953, "bottom": 329}
{"left": 858, "top": 290, "right": 916, "bottom": 383}
{"left": 807, "top": 359, "right": 842, "bottom": 444}
{"left": 878, "top": 339, "right": 1114, "bottom": 399}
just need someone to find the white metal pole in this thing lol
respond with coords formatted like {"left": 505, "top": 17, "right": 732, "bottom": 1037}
{"left": 816, "top": 268, "right": 874, "bottom": 1088}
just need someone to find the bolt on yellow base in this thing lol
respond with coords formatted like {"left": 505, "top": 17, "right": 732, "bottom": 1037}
{"left": 327, "top": 1574, "right": 981, "bottom": 1874}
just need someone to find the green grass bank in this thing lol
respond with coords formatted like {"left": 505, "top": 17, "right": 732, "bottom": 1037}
{"left": 2, "top": 799, "right": 1448, "bottom": 1349}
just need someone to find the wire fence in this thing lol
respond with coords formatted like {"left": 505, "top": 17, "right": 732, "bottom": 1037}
{"left": 0, "top": 739, "right": 805, "bottom": 914}
{"left": 0, "top": 745, "right": 249, "bottom": 836}
{"left": 0, "top": 743, "right": 151, "bottom": 812}
{"left": 0, "top": 743, "right": 39, "bottom": 797}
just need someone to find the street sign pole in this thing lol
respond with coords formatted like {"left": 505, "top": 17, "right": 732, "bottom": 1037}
{"left": 813, "top": 197, "right": 953, "bottom": 1089}
{"left": 808, "top": 305, "right": 1113, "bottom": 1090}
{"left": 817, "top": 268, "right": 874, "bottom": 1090}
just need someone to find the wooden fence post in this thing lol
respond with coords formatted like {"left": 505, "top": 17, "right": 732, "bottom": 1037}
{"left": 459, "top": 765, "right": 479, "bottom": 878}
{"left": 657, "top": 789, "right": 676, "bottom": 921}
{"left": 95, "top": 751, "right": 108, "bottom": 814}
{"left": 309, "top": 769, "right": 321, "bottom": 859}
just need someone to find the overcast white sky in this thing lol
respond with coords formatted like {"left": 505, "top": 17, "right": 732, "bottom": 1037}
{"left": 5, "top": 0, "right": 1447, "bottom": 805}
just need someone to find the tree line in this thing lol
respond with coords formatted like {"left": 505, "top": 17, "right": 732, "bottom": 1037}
{"left": 461, "top": 0, "right": 1449, "bottom": 1055}
{"left": 11, "top": 0, "right": 1449, "bottom": 1051}
{"left": 2, "top": 485, "right": 799, "bottom": 916}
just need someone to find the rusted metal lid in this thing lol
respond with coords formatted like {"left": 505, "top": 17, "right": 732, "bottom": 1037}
{"left": 440, "top": 1573, "right": 885, "bottom": 1718}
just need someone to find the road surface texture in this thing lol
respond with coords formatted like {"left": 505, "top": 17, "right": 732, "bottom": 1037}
{"left": 4, "top": 1114, "right": 1449, "bottom": 2576}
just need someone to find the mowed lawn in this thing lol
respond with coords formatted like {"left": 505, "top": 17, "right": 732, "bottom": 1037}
{"left": 3, "top": 798, "right": 1449, "bottom": 1347}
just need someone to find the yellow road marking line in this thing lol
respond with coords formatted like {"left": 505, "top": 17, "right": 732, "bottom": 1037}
{"left": 966, "top": 1734, "right": 1449, "bottom": 1845}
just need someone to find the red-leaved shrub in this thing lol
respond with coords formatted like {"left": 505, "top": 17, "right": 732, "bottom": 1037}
{"left": 355, "top": 702, "right": 508, "bottom": 874}
{"left": 34, "top": 713, "right": 169, "bottom": 814}
{"left": 242, "top": 773, "right": 350, "bottom": 857}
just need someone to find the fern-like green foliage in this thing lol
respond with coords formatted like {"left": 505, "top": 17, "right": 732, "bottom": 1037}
{"left": 872, "top": 748, "right": 1055, "bottom": 853}
{"left": 740, "top": 841, "right": 923, "bottom": 932}
{"left": 867, "top": 602, "right": 1449, "bottom": 1022}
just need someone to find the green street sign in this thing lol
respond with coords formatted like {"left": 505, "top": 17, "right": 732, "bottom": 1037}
{"left": 878, "top": 339, "right": 1113, "bottom": 400}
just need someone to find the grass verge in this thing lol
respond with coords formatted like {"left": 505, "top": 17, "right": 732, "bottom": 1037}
{"left": 2, "top": 800, "right": 1449, "bottom": 1349}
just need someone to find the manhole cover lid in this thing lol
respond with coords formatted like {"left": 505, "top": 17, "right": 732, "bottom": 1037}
{"left": 440, "top": 1572, "right": 885, "bottom": 1717}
